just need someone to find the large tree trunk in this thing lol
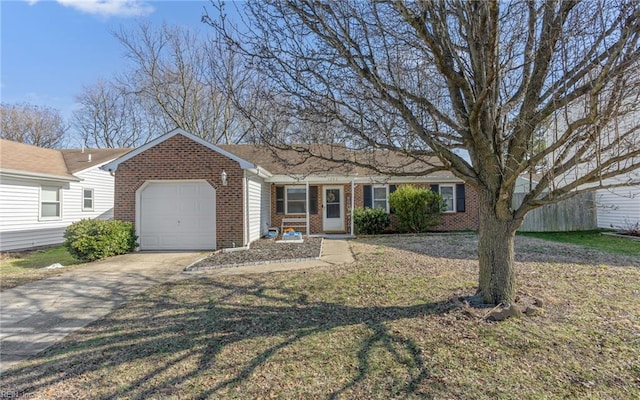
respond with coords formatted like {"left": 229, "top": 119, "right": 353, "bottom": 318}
{"left": 476, "top": 192, "right": 520, "bottom": 305}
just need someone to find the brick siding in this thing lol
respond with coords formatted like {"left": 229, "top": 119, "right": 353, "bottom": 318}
{"left": 270, "top": 181, "right": 479, "bottom": 234}
{"left": 114, "top": 134, "right": 244, "bottom": 249}
{"left": 351, "top": 181, "right": 479, "bottom": 231}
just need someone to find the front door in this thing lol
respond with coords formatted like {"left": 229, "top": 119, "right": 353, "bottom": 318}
{"left": 323, "top": 186, "right": 344, "bottom": 232}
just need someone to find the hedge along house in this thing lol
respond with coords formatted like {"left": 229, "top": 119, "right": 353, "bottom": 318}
{"left": 103, "top": 129, "right": 479, "bottom": 251}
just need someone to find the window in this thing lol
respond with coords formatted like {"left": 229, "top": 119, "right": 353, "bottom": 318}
{"left": 373, "top": 185, "right": 389, "bottom": 212}
{"left": 439, "top": 185, "right": 455, "bottom": 212}
{"left": 83, "top": 188, "right": 94, "bottom": 211}
{"left": 276, "top": 185, "right": 318, "bottom": 215}
{"left": 363, "top": 184, "right": 396, "bottom": 213}
{"left": 286, "top": 186, "right": 306, "bottom": 214}
{"left": 41, "top": 186, "right": 61, "bottom": 219}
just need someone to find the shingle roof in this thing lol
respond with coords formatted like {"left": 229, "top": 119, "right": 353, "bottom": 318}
{"left": 0, "top": 139, "right": 130, "bottom": 180}
{"left": 61, "top": 147, "right": 131, "bottom": 174}
{"left": 220, "top": 144, "right": 448, "bottom": 177}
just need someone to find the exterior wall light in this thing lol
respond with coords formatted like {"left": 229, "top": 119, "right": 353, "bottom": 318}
{"left": 221, "top": 170, "right": 228, "bottom": 186}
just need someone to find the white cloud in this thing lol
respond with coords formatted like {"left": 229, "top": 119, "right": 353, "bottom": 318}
{"left": 26, "top": 0, "right": 155, "bottom": 18}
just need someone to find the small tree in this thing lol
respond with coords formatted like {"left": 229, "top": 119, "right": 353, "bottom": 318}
{"left": 353, "top": 207, "right": 391, "bottom": 235}
{"left": 389, "top": 185, "right": 445, "bottom": 233}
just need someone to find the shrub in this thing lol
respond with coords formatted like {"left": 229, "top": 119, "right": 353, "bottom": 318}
{"left": 389, "top": 185, "right": 446, "bottom": 233}
{"left": 353, "top": 207, "right": 391, "bottom": 235}
{"left": 64, "top": 219, "right": 137, "bottom": 262}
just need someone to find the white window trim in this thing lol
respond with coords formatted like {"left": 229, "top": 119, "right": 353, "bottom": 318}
{"left": 82, "top": 187, "right": 94, "bottom": 211}
{"left": 439, "top": 184, "right": 456, "bottom": 213}
{"left": 285, "top": 185, "right": 307, "bottom": 215}
{"left": 372, "top": 184, "right": 390, "bottom": 213}
{"left": 39, "top": 186, "right": 62, "bottom": 221}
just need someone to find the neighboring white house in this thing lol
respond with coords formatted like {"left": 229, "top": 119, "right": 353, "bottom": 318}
{"left": 595, "top": 175, "right": 640, "bottom": 230}
{"left": 0, "top": 139, "right": 130, "bottom": 251}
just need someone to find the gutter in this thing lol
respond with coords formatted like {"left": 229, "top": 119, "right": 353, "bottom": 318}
{"left": 0, "top": 169, "right": 81, "bottom": 182}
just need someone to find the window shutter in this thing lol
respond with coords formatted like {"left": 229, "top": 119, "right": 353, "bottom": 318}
{"left": 430, "top": 184, "right": 439, "bottom": 193}
{"left": 456, "top": 183, "right": 466, "bottom": 212}
{"left": 388, "top": 185, "right": 397, "bottom": 214}
{"left": 276, "top": 186, "right": 284, "bottom": 214}
{"left": 363, "top": 185, "right": 372, "bottom": 208}
{"left": 309, "top": 186, "right": 318, "bottom": 214}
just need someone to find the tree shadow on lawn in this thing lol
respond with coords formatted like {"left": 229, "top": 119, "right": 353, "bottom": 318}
{"left": 0, "top": 277, "right": 465, "bottom": 399}
{"left": 357, "top": 234, "right": 640, "bottom": 267}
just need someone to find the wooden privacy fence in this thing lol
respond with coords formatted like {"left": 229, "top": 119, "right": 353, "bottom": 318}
{"left": 513, "top": 192, "right": 597, "bottom": 232}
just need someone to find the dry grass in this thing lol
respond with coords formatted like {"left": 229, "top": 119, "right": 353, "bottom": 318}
{"left": 1, "top": 235, "right": 639, "bottom": 399}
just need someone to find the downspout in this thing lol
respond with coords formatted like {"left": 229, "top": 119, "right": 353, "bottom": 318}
{"left": 351, "top": 179, "right": 355, "bottom": 236}
{"left": 306, "top": 180, "right": 310, "bottom": 236}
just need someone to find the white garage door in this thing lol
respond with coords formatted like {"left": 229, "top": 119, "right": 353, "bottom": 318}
{"left": 138, "top": 181, "right": 216, "bottom": 250}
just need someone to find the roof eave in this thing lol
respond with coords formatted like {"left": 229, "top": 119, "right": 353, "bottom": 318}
{"left": 0, "top": 169, "right": 81, "bottom": 182}
{"left": 101, "top": 129, "right": 256, "bottom": 172}
{"left": 265, "top": 174, "right": 463, "bottom": 184}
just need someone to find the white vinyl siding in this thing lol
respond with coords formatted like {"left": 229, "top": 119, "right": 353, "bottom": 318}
{"left": 439, "top": 185, "right": 455, "bottom": 212}
{"left": 261, "top": 181, "right": 271, "bottom": 236}
{"left": 0, "top": 162, "right": 118, "bottom": 251}
{"left": 247, "top": 175, "right": 263, "bottom": 243}
{"left": 67, "top": 165, "right": 117, "bottom": 221}
{"left": 596, "top": 185, "right": 640, "bottom": 229}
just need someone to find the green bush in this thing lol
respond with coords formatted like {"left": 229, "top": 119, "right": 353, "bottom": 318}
{"left": 64, "top": 219, "right": 138, "bottom": 262}
{"left": 353, "top": 207, "right": 391, "bottom": 235}
{"left": 389, "top": 185, "right": 446, "bottom": 233}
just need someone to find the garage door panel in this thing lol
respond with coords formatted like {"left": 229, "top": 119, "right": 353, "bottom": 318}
{"left": 139, "top": 181, "right": 216, "bottom": 251}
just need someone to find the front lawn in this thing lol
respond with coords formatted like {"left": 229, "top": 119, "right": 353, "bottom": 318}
{"left": 519, "top": 230, "right": 640, "bottom": 257}
{"left": 0, "top": 245, "right": 83, "bottom": 290}
{"left": 1, "top": 235, "right": 638, "bottom": 399}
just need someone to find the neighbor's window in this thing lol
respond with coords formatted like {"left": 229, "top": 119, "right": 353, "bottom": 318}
{"left": 286, "top": 186, "right": 306, "bottom": 214}
{"left": 373, "top": 185, "right": 389, "bottom": 212}
{"left": 41, "top": 186, "right": 61, "bottom": 219}
{"left": 440, "top": 184, "right": 455, "bottom": 212}
{"left": 83, "top": 188, "right": 94, "bottom": 211}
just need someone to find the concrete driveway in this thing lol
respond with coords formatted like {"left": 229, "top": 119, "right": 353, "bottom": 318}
{"left": 0, "top": 251, "right": 205, "bottom": 374}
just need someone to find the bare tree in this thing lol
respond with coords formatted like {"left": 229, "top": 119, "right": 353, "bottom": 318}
{"left": 112, "top": 22, "right": 260, "bottom": 144}
{"left": 0, "top": 103, "right": 69, "bottom": 148}
{"left": 207, "top": 0, "right": 640, "bottom": 305}
{"left": 73, "top": 79, "right": 158, "bottom": 148}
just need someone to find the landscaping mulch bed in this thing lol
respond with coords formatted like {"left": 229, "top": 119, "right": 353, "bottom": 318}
{"left": 187, "top": 237, "right": 323, "bottom": 270}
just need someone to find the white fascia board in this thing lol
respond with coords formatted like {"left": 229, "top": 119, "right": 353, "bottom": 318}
{"left": 266, "top": 174, "right": 463, "bottom": 184}
{"left": 101, "top": 128, "right": 256, "bottom": 172}
{"left": 73, "top": 159, "right": 119, "bottom": 175}
{"left": 265, "top": 174, "right": 355, "bottom": 184}
{"left": 0, "top": 169, "right": 80, "bottom": 183}
{"left": 362, "top": 175, "right": 463, "bottom": 184}
{"left": 246, "top": 166, "right": 273, "bottom": 179}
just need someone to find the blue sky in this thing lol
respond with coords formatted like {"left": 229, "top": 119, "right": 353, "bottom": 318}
{"left": 1, "top": 0, "right": 216, "bottom": 123}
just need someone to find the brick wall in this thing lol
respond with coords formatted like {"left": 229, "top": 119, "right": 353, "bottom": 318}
{"left": 351, "top": 181, "right": 479, "bottom": 232}
{"left": 114, "top": 134, "right": 244, "bottom": 249}
{"left": 270, "top": 183, "right": 354, "bottom": 234}
{"left": 268, "top": 181, "right": 479, "bottom": 234}
{"left": 399, "top": 182, "right": 480, "bottom": 231}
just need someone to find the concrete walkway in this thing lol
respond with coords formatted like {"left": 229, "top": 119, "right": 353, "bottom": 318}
{"left": 0, "top": 239, "right": 353, "bottom": 373}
